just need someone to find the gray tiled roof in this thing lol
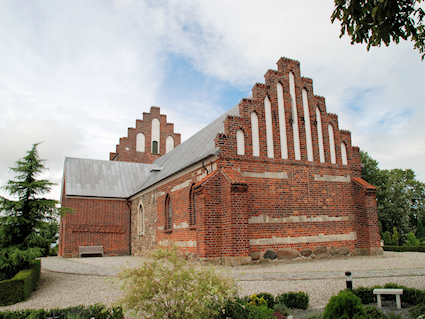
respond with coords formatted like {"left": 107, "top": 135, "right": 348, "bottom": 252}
{"left": 64, "top": 103, "right": 240, "bottom": 199}
{"left": 64, "top": 157, "right": 154, "bottom": 198}
{"left": 135, "top": 104, "right": 240, "bottom": 193}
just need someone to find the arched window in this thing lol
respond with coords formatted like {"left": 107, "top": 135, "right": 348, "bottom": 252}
{"left": 189, "top": 184, "right": 196, "bottom": 226}
{"left": 328, "top": 124, "right": 336, "bottom": 164}
{"left": 341, "top": 142, "right": 348, "bottom": 165}
{"left": 251, "top": 112, "right": 260, "bottom": 156}
{"left": 264, "top": 96, "right": 274, "bottom": 158}
{"left": 151, "top": 118, "right": 160, "bottom": 154}
{"left": 138, "top": 203, "right": 145, "bottom": 235}
{"left": 302, "top": 89, "right": 313, "bottom": 161}
{"left": 289, "top": 72, "right": 301, "bottom": 160}
{"left": 277, "top": 82, "right": 288, "bottom": 159}
{"left": 166, "top": 136, "right": 174, "bottom": 153}
{"left": 316, "top": 107, "right": 325, "bottom": 163}
{"left": 236, "top": 129, "right": 245, "bottom": 155}
{"left": 136, "top": 133, "right": 145, "bottom": 152}
{"left": 165, "top": 195, "right": 172, "bottom": 230}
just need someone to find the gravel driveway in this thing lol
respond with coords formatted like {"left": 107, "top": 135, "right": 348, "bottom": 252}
{"left": 1, "top": 251, "right": 424, "bottom": 318}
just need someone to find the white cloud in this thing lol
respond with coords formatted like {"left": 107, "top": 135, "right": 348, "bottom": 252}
{"left": 1, "top": 0, "right": 424, "bottom": 202}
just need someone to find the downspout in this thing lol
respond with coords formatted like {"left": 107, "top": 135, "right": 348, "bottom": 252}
{"left": 202, "top": 159, "right": 209, "bottom": 175}
{"left": 126, "top": 199, "right": 132, "bottom": 255}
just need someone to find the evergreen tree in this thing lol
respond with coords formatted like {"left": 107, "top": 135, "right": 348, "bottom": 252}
{"left": 0, "top": 143, "right": 60, "bottom": 280}
{"left": 417, "top": 218, "right": 425, "bottom": 240}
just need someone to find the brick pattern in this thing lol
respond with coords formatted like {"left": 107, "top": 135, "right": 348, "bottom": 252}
{"left": 61, "top": 57, "right": 382, "bottom": 259}
{"left": 109, "top": 106, "right": 181, "bottom": 163}
{"left": 59, "top": 191, "right": 131, "bottom": 257}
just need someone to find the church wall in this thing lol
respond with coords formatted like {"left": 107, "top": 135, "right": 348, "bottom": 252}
{"left": 59, "top": 195, "right": 130, "bottom": 257}
{"left": 130, "top": 191, "right": 158, "bottom": 254}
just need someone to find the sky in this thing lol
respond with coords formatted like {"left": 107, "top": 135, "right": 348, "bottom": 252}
{"left": 1, "top": 0, "right": 424, "bottom": 202}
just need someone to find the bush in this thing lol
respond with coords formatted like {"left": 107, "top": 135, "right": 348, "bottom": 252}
{"left": 405, "top": 232, "right": 420, "bottom": 247}
{"left": 383, "top": 245, "right": 425, "bottom": 252}
{"left": 275, "top": 291, "right": 309, "bottom": 309}
{"left": 273, "top": 302, "right": 291, "bottom": 317}
{"left": 245, "top": 304, "right": 274, "bottom": 319}
{"left": 0, "top": 304, "right": 123, "bottom": 319}
{"left": 0, "top": 260, "right": 40, "bottom": 306}
{"left": 256, "top": 292, "right": 275, "bottom": 308}
{"left": 349, "top": 286, "right": 380, "bottom": 304}
{"left": 323, "top": 290, "right": 366, "bottom": 319}
{"left": 118, "top": 245, "right": 237, "bottom": 319}
{"left": 382, "top": 283, "right": 425, "bottom": 305}
{"left": 363, "top": 305, "right": 386, "bottom": 319}
{"left": 409, "top": 302, "right": 425, "bottom": 318}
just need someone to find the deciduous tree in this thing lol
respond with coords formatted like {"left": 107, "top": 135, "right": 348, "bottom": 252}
{"left": 331, "top": 0, "right": 425, "bottom": 60}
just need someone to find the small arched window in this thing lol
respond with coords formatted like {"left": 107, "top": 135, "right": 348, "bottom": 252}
{"left": 236, "top": 129, "right": 245, "bottom": 155}
{"left": 251, "top": 112, "right": 260, "bottom": 156}
{"left": 136, "top": 133, "right": 145, "bottom": 152}
{"left": 138, "top": 203, "right": 145, "bottom": 235}
{"left": 166, "top": 136, "right": 174, "bottom": 153}
{"left": 316, "top": 107, "right": 325, "bottom": 163}
{"left": 165, "top": 195, "right": 172, "bottom": 230}
{"left": 189, "top": 184, "right": 196, "bottom": 226}
{"left": 152, "top": 141, "right": 158, "bottom": 154}
{"left": 151, "top": 118, "right": 160, "bottom": 154}
{"left": 328, "top": 124, "right": 336, "bottom": 164}
{"left": 341, "top": 142, "right": 348, "bottom": 165}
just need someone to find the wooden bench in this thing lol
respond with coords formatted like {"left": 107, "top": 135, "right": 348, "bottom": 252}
{"left": 79, "top": 245, "right": 104, "bottom": 258}
{"left": 373, "top": 288, "right": 403, "bottom": 309}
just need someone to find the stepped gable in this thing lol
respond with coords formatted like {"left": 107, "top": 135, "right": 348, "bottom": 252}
{"left": 214, "top": 56, "right": 358, "bottom": 167}
{"left": 135, "top": 105, "right": 240, "bottom": 193}
{"left": 110, "top": 106, "right": 181, "bottom": 164}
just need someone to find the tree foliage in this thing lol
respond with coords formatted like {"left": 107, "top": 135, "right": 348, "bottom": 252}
{"left": 0, "top": 143, "right": 61, "bottom": 280}
{"left": 331, "top": 0, "right": 425, "bottom": 60}
{"left": 360, "top": 150, "right": 425, "bottom": 243}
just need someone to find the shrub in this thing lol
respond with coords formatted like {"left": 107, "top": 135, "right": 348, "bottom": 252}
{"left": 405, "top": 232, "right": 420, "bottom": 247}
{"left": 349, "top": 286, "right": 376, "bottom": 304}
{"left": 118, "top": 245, "right": 237, "bottom": 319}
{"left": 363, "top": 305, "right": 386, "bottom": 319}
{"left": 245, "top": 304, "right": 274, "bottom": 319}
{"left": 256, "top": 292, "right": 275, "bottom": 308}
{"left": 275, "top": 291, "right": 309, "bottom": 309}
{"left": 383, "top": 245, "right": 425, "bottom": 252}
{"left": 409, "top": 302, "right": 425, "bottom": 318}
{"left": 383, "top": 231, "right": 395, "bottom": 246}
{"left": 248, "top": 294, "right": 267, "bottom": 307}
{"left": 323, "top": 290, "right": 366, "bottom": 319}
{"left": 0, "top": 304, "right": 123, "bottom": 319}
{"left": 382, "top": 283, "right": 425, "bottom": 305}
{"left": 302, "top": 313, "right": 323, "bottom": 319}
{"left": 273, "top": 302, "right": 291, "bottom": 317}
{"left": 0, "top": 261, "right": 40, "bottom": 306}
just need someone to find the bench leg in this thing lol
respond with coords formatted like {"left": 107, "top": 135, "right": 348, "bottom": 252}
{"left": 376, "top": 295, "right": 382, "bottom": 308}
{"left": 396, "top": 295, "right": 401, "bottom": 309}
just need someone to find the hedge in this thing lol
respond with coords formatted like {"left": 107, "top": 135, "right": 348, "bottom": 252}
{"left": 0, "top": 304, "right": 124, "bottom": 319}
{"left": 0, "top": 260, "right": 41, "bottom": 306}
{"left": 383, "top": 245, "right": 425, "bottom": 252}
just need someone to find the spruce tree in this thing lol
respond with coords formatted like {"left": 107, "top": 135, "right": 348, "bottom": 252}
{"left": 0, "top": 143, "right": 60, "bottom": 280}
{"left": 417, "top": 219, "right": 425, "bottom": 240}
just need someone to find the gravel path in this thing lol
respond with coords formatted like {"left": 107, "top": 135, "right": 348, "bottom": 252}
{"left": 1, "top": 251, "right": 424, "bottom": 318}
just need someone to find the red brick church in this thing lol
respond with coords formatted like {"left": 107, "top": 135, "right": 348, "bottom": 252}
{"left": 58, "top": 57, "right": 383, "bottom": 261}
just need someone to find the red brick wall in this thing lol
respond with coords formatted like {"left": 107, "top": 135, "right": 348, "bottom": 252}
{"left": 110, "top": 106, "right": 181, "bottom": 163}
{"left": 130, "top": 57, "right": 381, "bottom": 258}
{"left": 59, "top": 196, "right": 131, "bottom": 257}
